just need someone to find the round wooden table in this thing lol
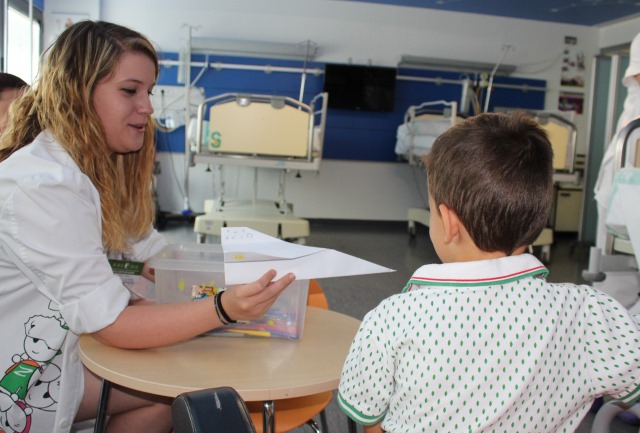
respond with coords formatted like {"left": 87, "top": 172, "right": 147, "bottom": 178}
{"left": 79, "top": 306, "right": 361, "bottom": 433}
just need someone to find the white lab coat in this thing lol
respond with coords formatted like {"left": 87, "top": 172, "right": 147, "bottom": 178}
{"left": 0, "top": 131, "right": 166, "bottom": 433}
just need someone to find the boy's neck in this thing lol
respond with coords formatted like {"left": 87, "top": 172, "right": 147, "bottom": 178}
{"left": 443, "top": 243, "right": 527, "bottom": 263}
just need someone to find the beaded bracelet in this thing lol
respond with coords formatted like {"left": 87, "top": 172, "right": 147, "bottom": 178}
{"left": 214, "top": 290, "right": 236, "bottom": 324}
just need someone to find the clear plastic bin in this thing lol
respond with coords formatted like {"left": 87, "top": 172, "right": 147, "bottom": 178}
{"left": 149, "top": 243, "right": 226, "bottom": 304}
{"left": 149, "top": 243, "right": 309, "bottom": 339}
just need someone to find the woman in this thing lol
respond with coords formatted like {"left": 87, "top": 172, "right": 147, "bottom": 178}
{"left": 0, "top": 20, "right": 294, "bottom": 433}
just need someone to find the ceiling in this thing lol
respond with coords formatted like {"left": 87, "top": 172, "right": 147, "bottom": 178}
{"left": 344, "top": 0, "right": 640, "bottom": 26}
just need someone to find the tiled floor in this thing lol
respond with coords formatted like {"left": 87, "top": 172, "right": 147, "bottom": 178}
{"left": 157, "top": 219, "right": 639, "bottom": 433}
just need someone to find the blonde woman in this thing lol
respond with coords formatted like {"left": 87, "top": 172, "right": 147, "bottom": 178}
{"left": 0, "top": 21, "right": 294, "bottom": 433}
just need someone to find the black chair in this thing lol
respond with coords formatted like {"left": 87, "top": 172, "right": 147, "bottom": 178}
{"left": 172, "top": 386, "right": 257, "bottom": 433}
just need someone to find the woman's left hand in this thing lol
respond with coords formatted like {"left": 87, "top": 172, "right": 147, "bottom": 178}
{"left": 220, "top": 270, "right": 296, "bottom": 322}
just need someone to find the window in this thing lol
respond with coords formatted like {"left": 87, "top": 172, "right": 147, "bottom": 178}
{"left": 3, "top": 0, "right": 43, "bottom": 84}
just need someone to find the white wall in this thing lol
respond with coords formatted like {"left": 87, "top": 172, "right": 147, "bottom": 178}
{"left": 42, "top": 0, "right": 99, "bottom": 46}
{"left": 155, "top": 153, "right": 430, "bottom": 220}
{"left": 42, "top": 0, "right": 635, "bottom": 220}
{"left": 598, "top": 15, "right": 640, "bottom": 49}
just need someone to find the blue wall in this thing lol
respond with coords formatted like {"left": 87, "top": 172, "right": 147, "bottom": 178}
{"left": 156, "top": 52, "right": 545, "bottom": 162}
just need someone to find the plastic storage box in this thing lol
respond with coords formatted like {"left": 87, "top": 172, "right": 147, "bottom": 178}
{"left": 149, "top": 243, "right": 309, "bottom": 339}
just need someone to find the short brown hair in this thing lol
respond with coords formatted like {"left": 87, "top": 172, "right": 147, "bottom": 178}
{"left": 424, "top": 111, "right": 554, "bottom": 255}
{"left": 0, "top": 73, "right": 27, "bottom": 92}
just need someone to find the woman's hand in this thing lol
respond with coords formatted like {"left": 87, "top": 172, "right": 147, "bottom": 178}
{"left": 220, "top": 270, "right": 295, "bottom": 322}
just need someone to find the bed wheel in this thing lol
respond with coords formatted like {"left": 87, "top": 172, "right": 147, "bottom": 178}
{"left": 408, "top": 221, "right": 416, "bottom": 238}
{"left": 540, "top": 245, "right": 551, "bottom": 264}
{"left": 531, "top": 245, "right": 551, "bottom": 264}
{"left": 196, "top": 233, "right": 207, "bottom": 244}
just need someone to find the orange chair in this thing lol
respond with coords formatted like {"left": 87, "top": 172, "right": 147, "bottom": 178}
{"left": 307, "top": 278, "right": 330, "bottom": 310}
{"left": 246, "top": 279, "right": 332, "bottom": 433}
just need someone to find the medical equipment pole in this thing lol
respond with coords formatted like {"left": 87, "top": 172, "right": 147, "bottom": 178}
{"left": 2, "top": 0, "right": 7, "bottom": 71}
{"left": 298, "top": 40, "right": 312, "bottom": 101}
{"left": 183, "top": 25, "right": 193, "bottom": 214}
{"left": 28, "top": 0, "right": 33, "bottom": 82}
{"left": 483, "top": 45, "right": 512, "bottom": 113}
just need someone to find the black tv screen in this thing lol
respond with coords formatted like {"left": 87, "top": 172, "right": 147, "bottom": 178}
{"left": 323, "top": 64, "right": 397, "bottom": 112}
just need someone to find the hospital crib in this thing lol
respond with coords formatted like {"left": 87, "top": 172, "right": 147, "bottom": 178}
{"left": 191, "top": 92, "right": 328, "bottom": 243}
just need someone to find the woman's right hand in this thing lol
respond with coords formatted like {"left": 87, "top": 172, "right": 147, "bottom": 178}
{"left": 220, "top": 270, "right": 295, "bottom": 322}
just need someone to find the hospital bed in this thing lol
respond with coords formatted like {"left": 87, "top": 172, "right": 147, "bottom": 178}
{"left": 588, "top": 116, "right": 640, "bottom": 433}
{"left": 534, "top": 111, "right": 580, "bottom": 182}
{"left": 191, "top": 92, "right": 328, "bottom": 243}
{"left": 529, "top": 112, "right": 580, "bottom": 261}
{"left": 395, "top": 100, "right": 460, "bottom": 237}
{"left": 399, "top": 107, "right": 579, "bottom": 263}
{"left": 395, "top": 100, "right": 460, "bottom": 166}
{"left": 498, "top": 111, "right": 579, "bottom": 262}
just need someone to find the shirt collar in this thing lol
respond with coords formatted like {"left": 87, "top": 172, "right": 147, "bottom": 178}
{"left": 403, "top": 253, "right": 548, "bottom": 292}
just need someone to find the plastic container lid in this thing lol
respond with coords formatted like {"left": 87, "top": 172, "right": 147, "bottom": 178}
{"left": 149, "top": 243, "right": 224, "bottom": 272}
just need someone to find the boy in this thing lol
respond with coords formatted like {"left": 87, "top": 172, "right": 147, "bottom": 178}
{"left": 338, "top": 112, "right": 640, "bottom": 433}
{"left": 0, "top": 73, "right": 27, "bottom": 132}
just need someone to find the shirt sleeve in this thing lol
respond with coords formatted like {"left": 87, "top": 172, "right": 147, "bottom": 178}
{"left": 588, "top": 291, "right": 640, "bottom": 406}
{"left": 338, "top": 304, "right": 394, "bottom": 425}
{"left": 3, "top": 170, "right": 130, "bottom": 334}
{"left": 127, "top": 228, "right": 167, "bottom": 262}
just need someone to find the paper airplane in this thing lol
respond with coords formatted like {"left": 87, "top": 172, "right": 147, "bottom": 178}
{"left": 221, "top": 227, "right": 394, "bottom": 285}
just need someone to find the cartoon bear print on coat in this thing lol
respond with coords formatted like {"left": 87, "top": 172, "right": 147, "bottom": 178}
{"left": 0, "top": 315, "right": 67, "bottom": 400}
{"left": 0, "top": 391, "right": 32, "bottom": 433}
{"left": 0, "top": 308, "right": 68, "bottom": 432}
{"left": 24, "top": 364, "right": 61, "bottom": 411}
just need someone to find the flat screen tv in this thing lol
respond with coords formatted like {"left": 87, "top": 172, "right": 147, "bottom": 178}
{"left": 323, "top": 64, "right": 397, "bottom": 112}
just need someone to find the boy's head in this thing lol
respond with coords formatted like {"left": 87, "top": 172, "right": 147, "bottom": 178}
{"left": 0, "top": 73, "right": 27, "bottom": 132}
{"left": 424, "top": 111, "right": 554, "bottom": 257}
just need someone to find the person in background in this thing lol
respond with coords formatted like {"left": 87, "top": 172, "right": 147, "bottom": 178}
{"left": 589, "top": 31, "right": 640, "bottom": 424}
{"left": 0, "top": 72, "right": 27, "bottom": 132}
{"left": 338, "top": 112, "right": 640, "bottom": 433}
{"left": 0, "top": 20, "right": 295, "bottom": 433}
{"left": 594, "top": 32, "right": 640, "bottom": 251}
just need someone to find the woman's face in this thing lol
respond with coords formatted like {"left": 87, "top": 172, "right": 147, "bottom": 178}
{"left": 92, "top": 51, "right": 155, "bottom": 154}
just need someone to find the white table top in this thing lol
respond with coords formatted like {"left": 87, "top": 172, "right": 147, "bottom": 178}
{"left": 79, "top": 306, "right": 361, "bottom": 401}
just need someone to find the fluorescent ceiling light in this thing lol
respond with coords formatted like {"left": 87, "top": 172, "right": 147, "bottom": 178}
{"left": 399, "top": 55, "right": 515, "bottom": 75}
{"left": 191, "top": 37, "right": 318, "bottom": 61}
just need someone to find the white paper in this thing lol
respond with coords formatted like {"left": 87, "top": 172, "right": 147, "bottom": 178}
{"left": 221, "top": 227, "right": 394, "bottom": 285}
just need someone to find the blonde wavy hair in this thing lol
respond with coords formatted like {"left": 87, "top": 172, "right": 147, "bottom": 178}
{"left": 0, "top": 21, "right": 159, "bottom": 255}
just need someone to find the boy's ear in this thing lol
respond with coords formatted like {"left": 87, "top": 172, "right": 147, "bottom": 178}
{"left": 438, "top": 203, "right": 462, "bottom": 243}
